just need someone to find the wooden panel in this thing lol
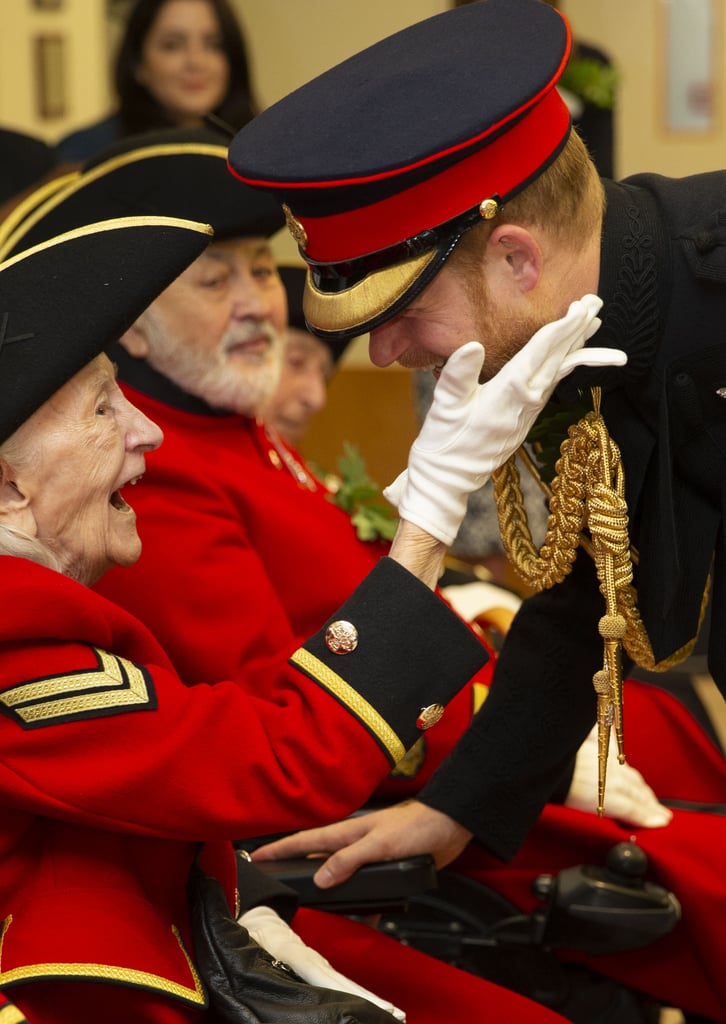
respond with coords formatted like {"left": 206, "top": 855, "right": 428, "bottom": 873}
{"left": 299, "top": 367, "right": 419, "bottom": 490}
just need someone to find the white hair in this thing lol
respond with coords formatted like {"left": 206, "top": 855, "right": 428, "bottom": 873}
{"left": 0, "top": 524, "right": 61, "bottom": 572}
{"left": 0, "top": 431, "right": 61, "bottom": 573}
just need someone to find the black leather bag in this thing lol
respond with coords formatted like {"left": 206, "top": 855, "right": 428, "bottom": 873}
{"left": 187, "top": 862, "right": 399, "bottom": 1024}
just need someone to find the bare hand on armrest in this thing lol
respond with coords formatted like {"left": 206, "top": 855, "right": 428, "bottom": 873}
{"left": 251, "top": 800, "right": 473, "bottom": 889}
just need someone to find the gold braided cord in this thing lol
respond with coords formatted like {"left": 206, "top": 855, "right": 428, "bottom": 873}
{"left": 492, "top": 393, "right": 705, "bottom": 673}
{"left": 492, "top": 387, "right": 708, "bottom": 814}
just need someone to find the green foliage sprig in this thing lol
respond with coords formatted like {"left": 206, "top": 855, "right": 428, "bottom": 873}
{"left": 322, "top": 442, "right": 398, "bottom": 543}
{"left": 560, "top": 57, "right": 619, "bottom": 111}
{"left": 526, "top": 399, "right": 591, "bottom": 484}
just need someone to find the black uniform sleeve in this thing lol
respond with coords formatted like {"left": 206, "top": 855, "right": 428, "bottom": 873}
{"left": 418, "top": 549, "right": 604, "bottom": 861}
{"left": 293, "top": 557, "right": 489, "bottom": 765}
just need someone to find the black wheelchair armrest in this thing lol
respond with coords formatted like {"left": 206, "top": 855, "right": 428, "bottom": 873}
{"left": 251, "top": 854, "right": 438, "bottom": 916}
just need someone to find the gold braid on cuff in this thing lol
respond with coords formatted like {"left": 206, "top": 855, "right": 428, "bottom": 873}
{"left": 492, "top": 387, "right": 709, "bottom": 815}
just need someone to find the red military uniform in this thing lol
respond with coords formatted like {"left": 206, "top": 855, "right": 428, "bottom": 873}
{"left": 0, "top": 990, "right": 29, "bottom": 1023}
{"left": 94, "top": 354, "right": 486, "bottom": 782}
{"left": 94, "top": 355, "right": 726, "bottom": 1020}
{"left": 2, "top": 555, "right": 533, "bottom": 1024}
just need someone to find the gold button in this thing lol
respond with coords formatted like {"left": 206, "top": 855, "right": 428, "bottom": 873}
{"left": 325, "top": 620, "right": 359, "bottom": 654}
{"left": 416, "top": 704, "right": 445, "bottom": 730}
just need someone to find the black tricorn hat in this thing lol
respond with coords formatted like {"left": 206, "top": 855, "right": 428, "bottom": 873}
{"left": 0, "top": 127, "right": 285, "bottom": 261}
{"left": 228, "top": 0, "right": 572, "bottom": 341}
{"left": 0, "top": 128, "right": 56, "bottom": 207}
{"left": 277, "top": 264, "right": 351, "bottom": 364}
{"left": 0, "top": 216, "right": 212, "bottom": 443}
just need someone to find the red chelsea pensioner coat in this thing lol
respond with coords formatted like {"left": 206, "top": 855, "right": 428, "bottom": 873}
{"left": 92, "top": 360, "right": 726, "bottom": 1022}
{"left": 0, "top": 554, "right": 488, "bottom": 1021}
{"left": 94, "top": 360, "right": 489, "bottom": 792}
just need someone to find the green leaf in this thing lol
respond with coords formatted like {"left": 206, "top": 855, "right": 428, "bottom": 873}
{"left": 322, "top": 442, "right": 399, "bottom": 542}
{"left": 560, "top": 57, "right": 619, "bottom": 110}
{"left": 526, "top": 400, "right": 590, "bottom": 483}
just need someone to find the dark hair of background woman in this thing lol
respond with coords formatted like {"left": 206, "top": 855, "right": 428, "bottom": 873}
{"left": 115, "top": 0, "right": 258, "bottom": 136}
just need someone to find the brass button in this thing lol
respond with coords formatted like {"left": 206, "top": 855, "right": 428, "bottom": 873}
{"left": 416, "top": 704, "right": 445, "bottom": 730}
{"left": 325, "top": 620, "right": 359, "bottom": 654}
{"left": 479, "top": 197, "right": 500, "bottom": 220}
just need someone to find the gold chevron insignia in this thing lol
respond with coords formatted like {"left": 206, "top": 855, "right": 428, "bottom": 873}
{"left": 0, "top": 647, "right": 156, "bottom": 729}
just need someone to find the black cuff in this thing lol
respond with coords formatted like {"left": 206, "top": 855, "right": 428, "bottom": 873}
{"left": 292, "top": 557, "right": 488, "bottom": 767}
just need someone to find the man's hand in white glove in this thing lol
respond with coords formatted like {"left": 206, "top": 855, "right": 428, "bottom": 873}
{"left": 384, "top": 295, "right": 626, "bottom": 545}
{"left": 565, "top": 723, "right": 673, "bottom": 827}
{"left": 238, "top": 905, "right": 406, "bottom": 1022}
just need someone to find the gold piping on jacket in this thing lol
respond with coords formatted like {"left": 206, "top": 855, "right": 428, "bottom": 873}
{"left": 0, "top": 647, "right": 153, "bottom": 725}
{"left": 0, "top": 1002, "right": 28, "bottom": 1023}
{"left": 0, "top": 917, "right": 206, "bottom": 1006}
{"left": 290, "top": 648, "right": 405, "bottom": 764}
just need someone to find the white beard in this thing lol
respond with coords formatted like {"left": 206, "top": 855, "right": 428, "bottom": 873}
{"left": 144, "top": 316, "right": 283, "bottom": 417}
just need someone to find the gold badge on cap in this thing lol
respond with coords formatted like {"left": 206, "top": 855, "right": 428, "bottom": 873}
{"left": 416, "top": 703, "right": 445, "bottom": 730}
{"left": 325, "top": 620, "right": 359, "bottom": 654}
{"left": 283, "top": 204, "right": 308, "bottom": 250}
{"left": 479, "top": 197, "right": 500, "bottom": 220}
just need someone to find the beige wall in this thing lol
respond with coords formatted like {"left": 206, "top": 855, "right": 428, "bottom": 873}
{"left": 2, "top": 1, "right": 723, "bottom": 176}
{"left": 560, "top": 0, "right": 725, "bottom": 179}
{"left": 0, "top": 0, "right": 111, "bottom": 143}
{"left": 1, "top": 0, "right": 724, "bottom": 481}
{"left": 235, "top": 0, "right": 726, "bottom": 181}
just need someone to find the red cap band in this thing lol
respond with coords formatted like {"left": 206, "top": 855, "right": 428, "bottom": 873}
{"left": 295, "top": 88, "right": 571, "bottom": 262}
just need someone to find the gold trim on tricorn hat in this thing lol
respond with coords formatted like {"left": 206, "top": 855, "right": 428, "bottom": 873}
{"left": 0, "top": 128, "right": 285, "bottom": 262}
{"left": 0, "top": 215, "right": 212, "bottom": 443}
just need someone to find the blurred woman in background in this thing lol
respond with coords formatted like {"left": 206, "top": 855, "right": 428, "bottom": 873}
{"left": 55, "top": 0, "right": 257, "bottom": 162}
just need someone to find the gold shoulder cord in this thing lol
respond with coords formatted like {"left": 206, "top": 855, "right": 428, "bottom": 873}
{"left": 492, "top": 386, "right": 709, "bottom": 814}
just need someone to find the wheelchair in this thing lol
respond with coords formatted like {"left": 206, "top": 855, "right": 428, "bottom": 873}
{"left": 241, "top": 582, "right": 725, "bottom": 1024}
{"left": 243, "top": 835, "right": 692, "bottom": 1024}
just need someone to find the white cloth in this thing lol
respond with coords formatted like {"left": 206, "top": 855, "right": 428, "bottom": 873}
{"left": 385, "top": 296, "right": 626, "bottom": 545}
{"left": 565, "top": 723, "right": 673, "bottom": 827}
{"left": 238, "top": 904, "right": 406, "bottom": 1022}
{"left": 441, "top": 581, "right": 522, "bottom": 623}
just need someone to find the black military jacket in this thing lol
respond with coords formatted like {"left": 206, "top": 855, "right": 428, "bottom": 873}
{"left": 421, "top": 171, "right": 726, "bottom": 860}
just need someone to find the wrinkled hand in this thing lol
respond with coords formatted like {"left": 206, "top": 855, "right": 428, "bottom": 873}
{"left": 566, "top": 724, "right": 673, "bottom": 827}
{"left": 385, "top": 295, "right": 626, "bottom": 544}
{"left": 251, "top": 801, "right": 472, "bottom": 889}
{"left": 238, "top": 905, "right": 405, "bottom": 1021}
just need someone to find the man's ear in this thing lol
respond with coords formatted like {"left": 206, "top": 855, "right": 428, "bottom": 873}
{"left": 485, "top": 224, "right": 542, "bottom": 295}
{"left": 118, "top": 319, "right": 150, "bottom": 359}
{"left": 0, "top": 458, "right": 36, "bottom": 535}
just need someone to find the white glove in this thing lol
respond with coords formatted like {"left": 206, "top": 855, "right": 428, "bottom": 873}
{"left": 384, "top": 295, "right": 626, "bottom": 545}
{"left": 565, "top": 723, "right": 673, "bottom": 827}
{"left": 238, "top": 905, "right": 406, "bottom": 1022}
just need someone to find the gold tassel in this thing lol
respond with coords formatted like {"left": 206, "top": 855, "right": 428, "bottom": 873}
{"left": 493, "top": 387, "right": 708, "bottom": 813}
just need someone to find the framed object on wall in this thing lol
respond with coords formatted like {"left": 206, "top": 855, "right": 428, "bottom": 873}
{"left": 34, "top": 34, "right": 66, "bottom": 119}
{"left": 661, "top": 0, "right": 719, "bottom": 133}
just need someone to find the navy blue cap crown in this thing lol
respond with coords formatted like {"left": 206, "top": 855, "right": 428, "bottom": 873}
{"left": 229, "top": 0, "right": 572, "bottom": 340}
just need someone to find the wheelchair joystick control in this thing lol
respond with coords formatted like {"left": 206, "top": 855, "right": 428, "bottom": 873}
{"left": 531, "top": 874, "right": 554, "bottom": 900}
{"left": 606, "top": 840, "right": 647, "bottom": 883}
{"left": 533, "top": 840, "right": 681, "bottom": 955}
